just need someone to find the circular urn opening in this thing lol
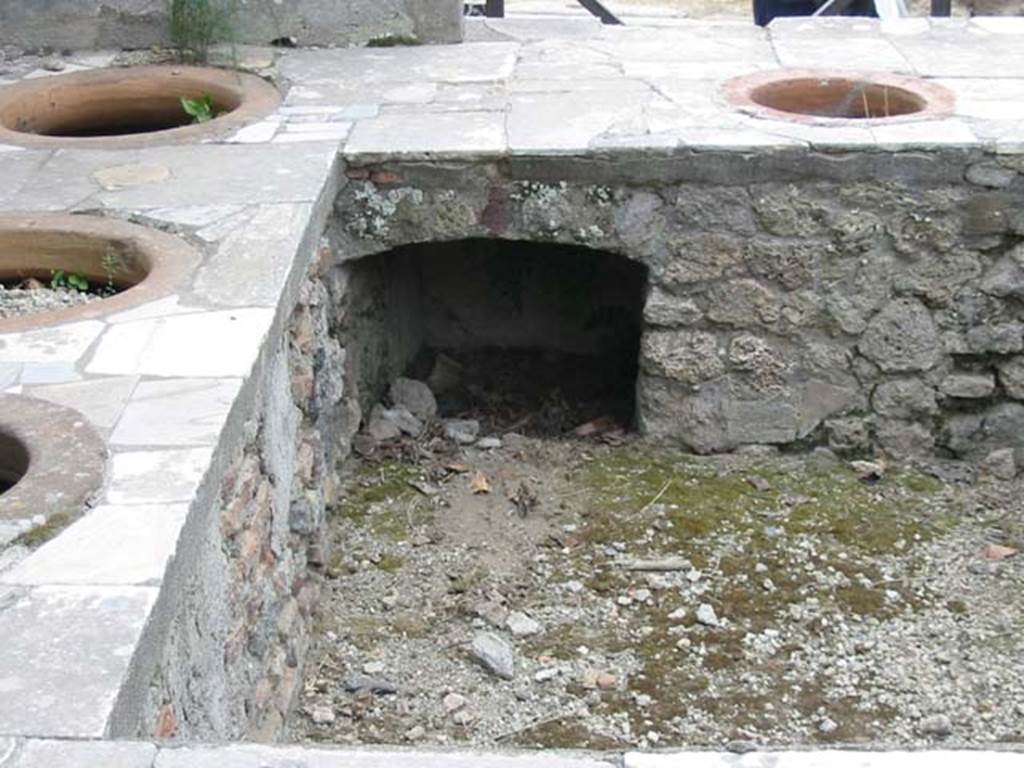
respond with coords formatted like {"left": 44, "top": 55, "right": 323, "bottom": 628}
{"left": 723, "top": 69, "right": 954, "bottom": 125}
{"left": 0, "top": 430, "right": 29, "bottom": 496}
{"left": 0, "top": 65, "right": 280, "bottom": 148}
{"left": 0, "top": 394, "right": 105, "bottom": 538}
{"left": 0, "top": 213, "right": 200, "bottom": 332}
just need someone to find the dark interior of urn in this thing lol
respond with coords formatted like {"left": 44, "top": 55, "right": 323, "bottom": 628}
{"left": 0, "top": 74, "right": 242, "bottom": 137}
{"left": 345, "top": 239, "right": 648, "bottom": 435}
{"left": 0, "top": 228, "right": 147, "bottom": 290}
{"left": 749, "top": 77, "right": 926, "bottom": 119}
{"left": 0, "top": 429, "right": 30, "bottom": 495}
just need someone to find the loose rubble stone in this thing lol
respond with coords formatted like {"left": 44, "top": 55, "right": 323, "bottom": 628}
{"left": 919, "top": 714, "right": 954, "bottom": 737}
{"left": 310, "top": 705, "right": 335, "bottom": 725}
{"left": 443, "top": 692, "right": 467, "bottom": 714}
{"left": 445, "top": 419, "right": 481, "bottom": 445}
{"left": 696, "top": 603, "right": 720, "bottom": 627}
{"left": 470, "top": 632, "right": 515, "bottom": 680}
{"left": 342, "top": 675, "right": 399, "bottom": 694}
{"left": 620, "top": 556, "right": 692, "bottom": 572}
{"left": 980, "top": 448, "right": 1018, "bottom": 480}
{"left": 404, "top": 725, "right": 426, "bottom": 741}
{"left": 966, "top": 162, "right": 1017, "bottom": 189}
{"left": 367, "top": 405, "right": 402, "bottom": 442}
{"left": 506, "top": 611, "right": 542, "bottom": 638}
{"left": 477, "top": 436, "right": 502, "bottom": 449}
{"left": 390, "top": 377, "right": 438, "bottom": 420}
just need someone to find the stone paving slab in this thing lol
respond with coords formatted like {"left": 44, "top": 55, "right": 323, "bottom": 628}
{"left": 623, "top": 752, "right": 1024, "bottom": 768}
{"left": 1, "top": 742, "right": 1022, "bottom": 767}
{"left": 0, "top": 145, "right": 338, "bottom": 211}
{"left": 111, "top": 378, "right": 242, "bottom": 447}
{"left": 105, "top": 448, "right": 213, "bottom": 506}
{"left": 84, "top": 308, "right": 275, "bottom": 377}
{"left": 0, "top": 504, "right": 189, "bottom": 586}
{"left": 153, "top": 744, "right": 615, "bottom": 768}
{"left": 1, "top": 738, "right": 156, "bottom": 767}
{"left": 25, "top": 376, "right": 139, "bottom": 434}
{"left": 0, "top": 586, "right": 157, "bottom": 737}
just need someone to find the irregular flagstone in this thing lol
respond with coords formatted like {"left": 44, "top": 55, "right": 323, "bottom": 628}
{"left": 0, "top": 150, "right": 51, "bottom": 208}
{"left": 105, "top": 448, "right": 213, "bottom": 505}
{"left": 192, "top": 203, "right": 316, "bottom": 307}
{"left": 4, "top": 739, "right": 156, "bottom": 768}
{"left": 105, "top": 297, "right": 204, "bottom": 325}
{"left": 155, "top": 745, "right": 614, "bottom": 768}
{"left": 623, "top": 752, "right": 1024, "bottom": 768}
{"left": 772, "top": 34, "right": 913, "bottom": 73}
{"left": 508, "top": 81, "right": 663, "bottom": 153}
{"left": 889, "top": 25, "right": 1024, "bottom": 77}
{"left": 6, "top": 144, "right": 338, "bottom": 211}
{"left": 0, "top": 585, "right": 157, "bottom": 737}
{"left": 25, "top": 376, "right": 138, "bottom": 433}
{"left": 0, "top": 321, "right": 105, "bottom": 364}
{"left": 346, "top": 110, "right": 506, "bottom": 157}
{"left": 85, "top": 308, "right": 275, "bottom": 377}
{"left": 111, "top": 377, "right": 242, "bottom": 447}
{"left": 16, "top": 361, "right": 80, "bottom": 385}
{"left": 0, "top": 504, "right": 189, "bottom": 586}
{"left": 280, "top": 42, "right": 519, "bottom": 94}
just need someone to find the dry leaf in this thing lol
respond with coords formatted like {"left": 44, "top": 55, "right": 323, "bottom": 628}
{"left": 470, "top": 471, "right": 492, "bottom": 495}
{"left": 574, "top": 415, "right": 616, "bottom": 437}
{"left": 982, "top": 543, "right": 1018, "bottom": 561}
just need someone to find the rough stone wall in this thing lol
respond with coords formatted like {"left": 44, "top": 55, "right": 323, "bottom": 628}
{"left": 0, "top": 0, "right": 463, "bottom": 51}
{"left": 330, "top": 152, "right": 1024, "bottom": 470}
{"left": 141, "top": 246, "right": 353, "bottom": 741}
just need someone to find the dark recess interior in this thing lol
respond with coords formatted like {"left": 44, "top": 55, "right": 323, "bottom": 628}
{"left": 0, "top": 429, "right": 29, "bottom": 495}
{"left": 343, "top": 239, "right": 648, "bottom": 437}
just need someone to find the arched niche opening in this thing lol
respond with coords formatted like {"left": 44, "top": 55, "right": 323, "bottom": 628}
{"left": 341, "top": 239, "right": 649, "bottom": 437}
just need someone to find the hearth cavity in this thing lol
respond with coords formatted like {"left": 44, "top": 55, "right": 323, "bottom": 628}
{"left": 0, "top": 65, "right": 279, "bottom": 148}
{"left": 342, "top": 239, "right": 648, "bottom": 437}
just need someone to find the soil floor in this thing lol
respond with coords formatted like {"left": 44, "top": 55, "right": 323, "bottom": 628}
{"left": 289, "top": 431, "right": 1024, "bottom": 750}
{"left": 0, "top": 284, "right": 102, "bottom": 320}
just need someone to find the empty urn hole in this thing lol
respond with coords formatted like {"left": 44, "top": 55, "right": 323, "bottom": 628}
{"left": 749, "top": 77, "right": 926, "bottom": 119}
{"left": 0, "top": 66, "right": 280, "bottom": 146}
{"left": 344, "top": 240, "right": 648, "bottom": 436}
{"left": 6, "top": 80, "right": 238, "bottom": 138}
{"left": 0, "top": 430, "right": 29, "bottom": 495}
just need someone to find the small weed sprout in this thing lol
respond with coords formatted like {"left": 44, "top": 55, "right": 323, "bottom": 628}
{"left": 166, "top": 0, "right": 236, "bottom": 63}
{"left": 99, "top": 248, "right": 125, "bottom": 297}
{"left": 181, "top": 94, "right": 216, "bottom": 123}
{"left": 50, "top": 270, "right": 89, "bottom": 293}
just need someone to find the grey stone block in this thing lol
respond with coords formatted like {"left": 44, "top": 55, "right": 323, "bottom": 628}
{"left": 940, "top": 373, "right": 996, "bottom": 399}
{"left": 858, "top": 299, "right": 941, "bottom": 373}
